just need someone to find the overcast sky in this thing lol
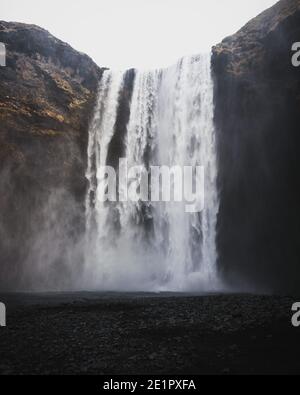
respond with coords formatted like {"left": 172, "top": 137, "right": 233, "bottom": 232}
{"left": 1, "top": 0, "right": 278, "bottom": 70}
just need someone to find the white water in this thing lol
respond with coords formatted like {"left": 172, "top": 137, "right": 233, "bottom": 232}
{"left": 84, "top": 54, "right": 219, "bottom": 291}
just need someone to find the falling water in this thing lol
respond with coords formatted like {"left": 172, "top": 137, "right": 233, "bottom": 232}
{"left": 86, "top": 71, "right": 125, "bottom": 235}
{"left": 84, "top": 54, "right": 219, "bottom": 291}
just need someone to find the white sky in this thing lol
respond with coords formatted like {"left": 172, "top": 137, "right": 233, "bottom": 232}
{"left": 1, "top": 0, "right": 278, "bottom": 70}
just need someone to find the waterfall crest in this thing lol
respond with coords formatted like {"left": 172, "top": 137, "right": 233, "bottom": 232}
{"left": 84, "top": 54, "right": 219, "bottom": 291}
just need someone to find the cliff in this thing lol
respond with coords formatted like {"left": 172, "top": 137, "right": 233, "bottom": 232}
{"left": 2, "top": 0, "right": 300, "bottom": 292}
{"left": 212, "top": 0, "right": 300, "bottom": 293}
{"left": 0, "top": 21, "right": 103, "bottom": 289}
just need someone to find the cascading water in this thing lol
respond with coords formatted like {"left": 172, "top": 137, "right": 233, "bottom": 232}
{"left": 86, "top": 71, "right": 125, "bottom": 236}
{"left": 84, "top": 54, "right": 219, "bottom": 291}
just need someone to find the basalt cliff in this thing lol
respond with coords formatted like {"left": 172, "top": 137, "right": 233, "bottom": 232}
{"left": 212, "top": 0, "right": 300, "bottom": 292}
{"left": 0, "top": 21, "right": 102, "bottom": 288}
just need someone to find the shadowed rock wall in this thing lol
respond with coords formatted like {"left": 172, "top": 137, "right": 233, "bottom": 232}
{"left": 212, "top": 0, "right": 300, "bottom": 293}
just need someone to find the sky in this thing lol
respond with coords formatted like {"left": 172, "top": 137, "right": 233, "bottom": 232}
{"left": 1, "top": 0, "right": 278, "bottom": 70}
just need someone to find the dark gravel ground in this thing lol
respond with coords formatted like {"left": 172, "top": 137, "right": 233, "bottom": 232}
{"left": 0, "top": 292, "right": 299, "bottom": 375}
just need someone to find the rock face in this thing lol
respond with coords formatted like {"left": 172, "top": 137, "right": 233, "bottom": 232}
{"left": 0, "top": 22, "right": 103, "bottom": 289}
{"left": 212, "top": 0, "right": 300, "bottom": 293}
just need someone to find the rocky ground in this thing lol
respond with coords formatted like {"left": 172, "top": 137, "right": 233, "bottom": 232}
{"left": 0, "top": 293, "right": 299, "bottom": 375}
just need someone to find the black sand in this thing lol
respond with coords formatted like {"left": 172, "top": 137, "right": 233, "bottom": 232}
{"left": 0, "top": 293, "right": 299, "bottom": 375}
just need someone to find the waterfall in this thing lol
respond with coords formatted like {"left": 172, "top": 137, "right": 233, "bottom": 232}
{"left": 86, "top": 70, "right": 125, "bottom": 236}
{"left": 84, "top": 54, "right": 219, "bottom": 292}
